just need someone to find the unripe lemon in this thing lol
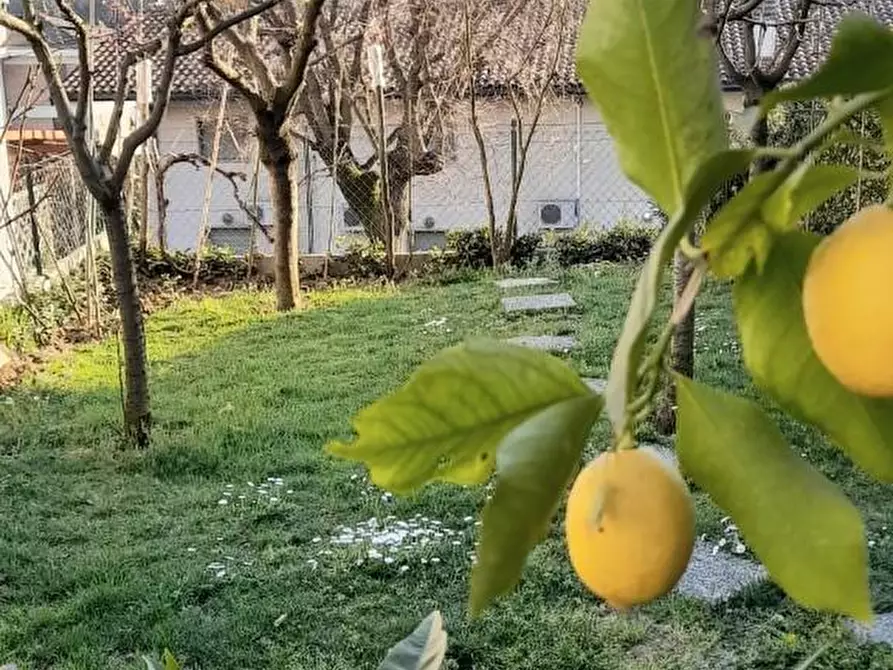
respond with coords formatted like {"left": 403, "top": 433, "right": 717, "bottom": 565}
{"left": 564, "top": 447, "right": 695, "bottom": 609}
{"left": 803, "top": 205, "right": 893, "bottom": 397}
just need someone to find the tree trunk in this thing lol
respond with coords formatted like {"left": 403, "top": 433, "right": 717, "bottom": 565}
{"left": 388, "top": 176, "right": 411, "bottom": 253}
{"left": 154, "top": 168, "right": 168, "bottom": 255}
{"left": 746, "top": 87, "right": 773, "bottom": 176}
{"left": 259, "top": 127, "right": 301, "bottom": 311}
{"left": 655, "top": 246, "right": 695, "bottom": 435}
{"left": 336, "top": 166, "right": 385, "bottom": 242}
{"left": 103, "top": 200, "right": 151, "bottom": 448}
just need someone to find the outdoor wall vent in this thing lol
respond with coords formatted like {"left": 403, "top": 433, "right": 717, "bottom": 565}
{"left": 422, "top": 215, "right": 436, "bottom": 229}
{"left": 534, "top": 200, "right": 578, "bottom": 229}
{"left": 343, "top": 207, "right": 362, "bottom": 228}
{"left": 221, "top": 212, "right": 235, "bottom": 226}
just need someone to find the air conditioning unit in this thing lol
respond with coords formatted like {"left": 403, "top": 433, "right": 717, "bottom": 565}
{"left": 533, "top": 200, "right": 578, "bottom": 229}
{"left": 342, "top": 205, "right": 362, "bottom": 229}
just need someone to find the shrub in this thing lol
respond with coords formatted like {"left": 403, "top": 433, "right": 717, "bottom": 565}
{"left": 138, "top": 245, "right": 252, "bottom": 281}
{"left": 769, "top": 101, "right": 889, "bottom": 235}
{"left": 554, "top": 223, "right": 657, "bottom": 267}
{"left": 340, "top": 239, "right": 387, "bottom": 278}
{"left": 444, "top": 228, "right": 543, "bottom": 269}
{"left": 510, "top": 232, "right": 545, "bottom": 267}
{"left": 445, "top": 228, "right": 493, "bottom": 269}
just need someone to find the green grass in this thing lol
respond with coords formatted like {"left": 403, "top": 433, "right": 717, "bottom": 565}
{"left": 1, "top": 267, "right": 893, "bottom": 669}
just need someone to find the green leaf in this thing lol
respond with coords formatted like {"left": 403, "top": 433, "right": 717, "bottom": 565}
{"left": 762, "top": 164, "right": 860, "bottom": 231}
{"left": 576, "top": 0, "right": 727, "bottom": 215}
{"left": 470, "top": 394, "right": 602, "bottom": 615}
{"left": 142, "top": 651, "right": 181, "bottom": 670}
{"left": 606, "top": 149, "right": 754, "bottom": 432}
{"left": 733, "top": 231, "right": 893, "bottom": 481}
{"left": 764, "top": 15, "right": 893, "bottom": 108}
{"left": 702, "top": 171, "right": 780, "bottom": 277}
{"left": 675, "top": 376, "right": 871, "bottom": 621}
{"left": 327, "top": 341, "right": 591, "bottom": 493}
{"left": 378, "top": 611, "right": 447, "bottom": 670}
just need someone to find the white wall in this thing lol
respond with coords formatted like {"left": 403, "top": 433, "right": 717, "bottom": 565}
{"left": 151, "top": 92, "right": 747, "bottom": 255}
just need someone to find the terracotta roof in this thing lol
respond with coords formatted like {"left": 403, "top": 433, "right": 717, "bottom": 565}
{"left": 71, "top": 0, "right": 893, "bottom": 101}
{"left": 717, "top": 0, "right": 893, "bottom": 84}
{"left": 3, "top": 128, "right": 67, "bottom": 142}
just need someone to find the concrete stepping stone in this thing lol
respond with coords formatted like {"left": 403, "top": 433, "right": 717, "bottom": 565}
{"left": 495, "top": 277, "right": 558, "bottom": 290}
{"left": 675, "top": 539, "right": 767, "bottom": 602}
{"left": 847, "top": 613, "right": 893, "bottom": 647}
{"left": 507, "top": 335, "right": 577, "bottom": 352}
{"left": 502, "top": 292, "right": 577, "bottom": 314}
{"left": 583, "top": 377, "right": 607, "bottom": 394}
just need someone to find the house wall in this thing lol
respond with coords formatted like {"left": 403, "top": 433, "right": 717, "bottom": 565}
{"left": 150, "top": 91, "right": 746, "bottom": 255}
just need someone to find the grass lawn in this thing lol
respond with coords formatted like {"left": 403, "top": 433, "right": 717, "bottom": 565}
{"left": 1, "top": 266, "right": 893, "bottom": 669}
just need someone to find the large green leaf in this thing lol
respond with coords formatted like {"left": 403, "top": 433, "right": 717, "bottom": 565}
{"left": 378, "top": 611, "right": 447, "bottom": 670}
{"left": 675, "top": 376, "right": 871, "bottom": 620}
{"left": 701, "top": 171, "right": 779, "bottom": 277}
{"left": 733, "top": 231, "right": 893, "bottom": 481}
{"left": 764, "top": 14, "right": 893, "bottom": 108}
{"left": 576, "top": 0, "right": 727, "bottom": 215}
{"left": 470, "top": 394, "right": 602, "bottom": 615}
{"left": 605, "top": 149, "right": 754, "bottom": 433}
{"left": 327, "top": 341, "right": 592, "bottom": 493}
{"left": 762, "top": 164, "right": 860, "bottom": 231}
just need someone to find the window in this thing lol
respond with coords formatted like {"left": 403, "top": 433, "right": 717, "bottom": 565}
{"left": 197, "top": 116, "right": 251, "bottom": 161}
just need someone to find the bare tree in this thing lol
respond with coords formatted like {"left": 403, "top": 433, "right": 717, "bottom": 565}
{"left": 463, "top": 0, "right": 566, "bottom": 265}
{"left": 298, "top": 0, "right": 525, "bottom": 250}
{"left": 705, "top": 0, "right": 819, "bottom": 169}
{"left": 0, "top": 0, "right": 283, "bottom": 446}
{"left": 195, "top": 0, "right": 325, "bottom": 311}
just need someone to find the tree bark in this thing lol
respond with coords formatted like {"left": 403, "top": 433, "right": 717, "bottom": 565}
{"left": 335, "top": 166, "right": 384, "bottom": 241}
{"left": 388, "top": 175, "right": 412, "bottom": 253}
{"left": 655, "top": 246, "right": 695, "bottom": 435}
{"left": 746, "top": 87, "right": 773, "bottom": 176}
{"left": 259, "top": 125, "right": 301, "bottom": 311}
{"left": 103, "top": 200, "right": 151, "bottom": 448}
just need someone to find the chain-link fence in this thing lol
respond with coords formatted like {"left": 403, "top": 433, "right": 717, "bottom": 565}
{"left": 152, "top": 97, "right": 655, "bottom": 258}
{"left": 0, "top": 154, "right": 96, "bottom": 301}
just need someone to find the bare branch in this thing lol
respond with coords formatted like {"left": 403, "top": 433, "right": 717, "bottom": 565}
{"left": 53, "top": 0, "right": 91, "bottom": 128}
{"left": 277, "top": 0, "right": 325, "bottom": 107}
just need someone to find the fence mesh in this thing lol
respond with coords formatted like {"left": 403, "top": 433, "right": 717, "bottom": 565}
{"left": 0, "top": 154, "right": 96, "bottom": 301}
{"left": 153, "top": 98, "right": 656, "bottom": 258}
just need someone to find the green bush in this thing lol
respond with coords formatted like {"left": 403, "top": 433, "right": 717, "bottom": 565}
{"left": 138, "top": 245, "right": 252, "bottom": 281}
{"left": 554, "top": 223, "right": 657, "bottom": 267}
{"left": 444, "top": 228, "right": 543, "bottom": 268}
{"left": 340, "top": 239, "right": 388, "bottom": 278}
{"left": 769, "top": 101, "right": 889, "bottom": 235}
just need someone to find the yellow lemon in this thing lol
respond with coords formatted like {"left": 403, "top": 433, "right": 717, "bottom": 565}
{"left": 803, "top": 205, "right": 893, "bottom": 397}
{"left": 564, "top": 447, "right": 695, "bottom": 609}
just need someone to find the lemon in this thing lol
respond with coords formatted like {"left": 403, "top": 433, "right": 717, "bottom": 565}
{"left": 803, "top": 205, "right": 893, "bottom": 397}
{"left": 564, "top": 447, "right": 695, "bottom": 609}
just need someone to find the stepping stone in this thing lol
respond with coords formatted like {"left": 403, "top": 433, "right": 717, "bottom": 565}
{"left": 495, "top": 277, "right": 558, "bottom": 290}
{"left": 502, "top": 293, "right": 577, "bottom": 314}
{"left": 583, "top": 377, "right": 607, "bottom": 394}
{"left": 675, "top": 540, "right": 767, "bottom": 603}
{"left": 847, "top": 613, "right": 893, "bottom": 647}
{"left": 507, "top": 335, "right": 577, "bottom": 352}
